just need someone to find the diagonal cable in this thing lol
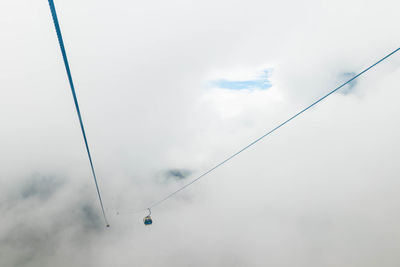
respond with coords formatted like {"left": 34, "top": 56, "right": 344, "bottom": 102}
{"left": 148, "top": 47, "right": 400, "bottom": 210}
{"left": 48, "top": 0, "right": 109, "bottom": 227}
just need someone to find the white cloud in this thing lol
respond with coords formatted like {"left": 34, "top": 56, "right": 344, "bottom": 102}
{"left": 0, "top": 0, "right": 399, "bottom": 266}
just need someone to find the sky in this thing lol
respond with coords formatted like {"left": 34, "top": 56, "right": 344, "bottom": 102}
{"left": 0, "top": 0, "right": 400, "bottom": 266}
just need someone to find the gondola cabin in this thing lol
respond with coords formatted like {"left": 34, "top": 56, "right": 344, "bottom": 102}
{"left": 143, "top": 215, "right": 152, "bottom": 225}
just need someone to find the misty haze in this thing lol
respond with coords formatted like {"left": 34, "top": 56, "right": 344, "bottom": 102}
{"left": 1, "top": 0, "right": 400, "bottom": 266}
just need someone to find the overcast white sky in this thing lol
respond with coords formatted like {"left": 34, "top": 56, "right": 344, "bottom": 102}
{"left": 1, "top": 0, "right": 400, "bottom": 266}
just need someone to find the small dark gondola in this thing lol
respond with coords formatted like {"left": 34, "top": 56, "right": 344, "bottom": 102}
{"left": 143, "top": 208, "right": 153, "bottom": 225}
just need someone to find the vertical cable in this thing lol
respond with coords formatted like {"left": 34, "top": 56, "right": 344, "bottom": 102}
{"left": 48, "top": 0, "right": 109, "bottom": 227}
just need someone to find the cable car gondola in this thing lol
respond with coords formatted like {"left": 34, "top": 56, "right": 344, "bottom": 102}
{"left": 143, "top": 208, "right": 153, "bottom": 225}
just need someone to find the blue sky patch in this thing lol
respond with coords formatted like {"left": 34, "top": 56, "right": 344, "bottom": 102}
{"left": 210, "top": 70, "right": 272, "bottom": 90}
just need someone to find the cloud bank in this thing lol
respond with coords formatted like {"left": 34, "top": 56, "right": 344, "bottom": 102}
{"left": 0, "top": 0, "right": 399, "bottom": 266}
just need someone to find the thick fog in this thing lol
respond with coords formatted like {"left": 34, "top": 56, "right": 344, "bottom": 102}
{"left": 1, "top": 0, "right": 399, "bottom": 266}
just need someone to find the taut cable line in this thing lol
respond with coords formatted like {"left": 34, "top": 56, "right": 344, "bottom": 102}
{"left": 146, "top": 47, "right": 400, "bottom": 211}
{"left": 48, "top": 0, "right": 109, "bottom": 227}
